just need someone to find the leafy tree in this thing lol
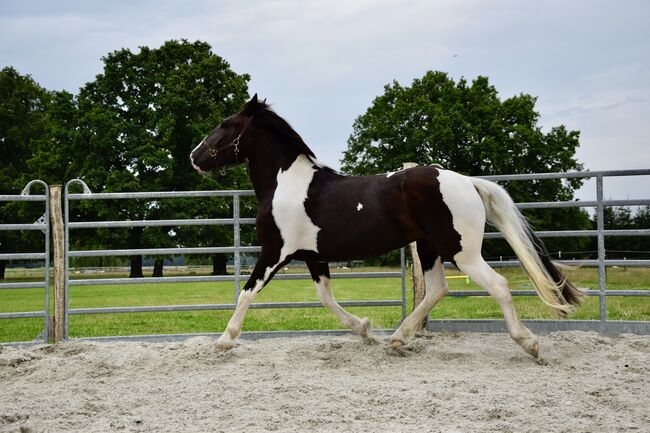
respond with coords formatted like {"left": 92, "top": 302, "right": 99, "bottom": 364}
{"left": 596, "top": 206, "right": 650, "bottom": 260}
{"left": 633, "top": 206, "right": 650, "bottom": 258}
{"left": 29, "top": 40, "right": 251, "bottom": 276}
{"left": 0, "top": 67, "right": 49, "bottom": 279}
{"left": 342, "top": 71, "right": 591, "bottom": 260}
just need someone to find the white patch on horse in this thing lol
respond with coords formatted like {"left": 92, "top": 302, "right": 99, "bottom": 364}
{"left": 356, "top": 202, "right": 363, "bottom": 211}
{"left": 272, "top": 154, "right": 321, "bottom": 262}
{"left": 436, "top": 169, "right": 486, "bottom": 253}
{"left": 386, "top": 171, "right": 396, "bottom": 178}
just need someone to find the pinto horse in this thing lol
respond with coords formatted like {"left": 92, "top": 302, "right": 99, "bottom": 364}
{"left": 190, "top": 95, "right": 583, "bottom": 357}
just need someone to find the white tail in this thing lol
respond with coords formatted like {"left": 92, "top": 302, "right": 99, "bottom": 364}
{"left": 470, "top": 177, "right": 583, "bottom": 317}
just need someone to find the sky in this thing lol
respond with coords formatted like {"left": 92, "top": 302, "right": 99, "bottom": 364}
{"left": 1, "top": 0, "right": 649, "bottom": 201}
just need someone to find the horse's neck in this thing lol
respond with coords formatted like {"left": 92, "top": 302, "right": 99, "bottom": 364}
{"left": 248, "top": 152, "right": 307, "bottom": 200}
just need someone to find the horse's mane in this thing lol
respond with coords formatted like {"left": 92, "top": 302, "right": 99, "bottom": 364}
{"left": 251, "top": 101, "right": 338, "bottom": 173}
{"left": 255, "top": 102, "right": 317, "bottom": 160}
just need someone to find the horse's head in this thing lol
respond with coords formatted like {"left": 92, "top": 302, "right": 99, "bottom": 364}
{"left": 190, "top": 94, "right": 260, "bottom": 173}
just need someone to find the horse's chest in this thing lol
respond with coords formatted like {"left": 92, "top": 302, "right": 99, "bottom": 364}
{"left": 271, "top": 156, "right": 321, "bottom": 260}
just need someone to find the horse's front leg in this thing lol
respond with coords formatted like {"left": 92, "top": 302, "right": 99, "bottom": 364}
{"left": 216, "top": 254, "right": 286, "bottom": 351}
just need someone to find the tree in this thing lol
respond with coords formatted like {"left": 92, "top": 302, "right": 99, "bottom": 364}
{"left": 29, "top": 40, "right": 251, "bottom": 276}
{"left": 342, "top": 71, "right": 591, "bottom": 260}
{"left": 0, "top": 67, "right": 49, "bottom": 279}
{"left": 596, "top": 206, "right": 650, "bottom": 260}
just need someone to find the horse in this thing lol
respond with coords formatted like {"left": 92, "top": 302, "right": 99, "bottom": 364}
{"left": 190, "top": 95, "right": 584, "bottom": 357}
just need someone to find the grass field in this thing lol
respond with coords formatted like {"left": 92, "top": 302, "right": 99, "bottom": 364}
{"left": 1, "top": 266, "right": 649, "bottom": 343}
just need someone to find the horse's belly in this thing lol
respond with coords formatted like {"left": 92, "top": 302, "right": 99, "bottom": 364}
{"left": 312, "top": 218, "right": 417, "bottom": 261}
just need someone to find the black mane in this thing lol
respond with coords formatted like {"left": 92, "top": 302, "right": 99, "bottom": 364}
{"left": 254, "top": 102, "right": 317, "bottom": 160}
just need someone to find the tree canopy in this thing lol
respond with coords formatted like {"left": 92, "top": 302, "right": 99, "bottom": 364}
{"left": 26, "top": 40, "right": 252, "bottom": 276}
{"left": 342, "top": 71, "right": 592, "bottom": 259}
{"left": 0, "top": 67, "right": 50, "bottom": 278}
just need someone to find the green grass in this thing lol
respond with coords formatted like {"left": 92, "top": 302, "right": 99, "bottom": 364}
{"left": 1, "top": 266, "right": 649, "bottom": 343}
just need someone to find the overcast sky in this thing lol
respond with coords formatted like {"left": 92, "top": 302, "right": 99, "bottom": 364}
{"left": 1, "top": 0, "right": 648, "bottom": 201}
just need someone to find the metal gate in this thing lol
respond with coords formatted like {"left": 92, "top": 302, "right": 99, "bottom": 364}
{"left": 2, "top": 169, "right": 650, "bottom": 344}
{"left": 0, "top": 180, "right": 50, "bottom": 343}
{"left": 62, "top": 179, "right": 407, "bottom": 341}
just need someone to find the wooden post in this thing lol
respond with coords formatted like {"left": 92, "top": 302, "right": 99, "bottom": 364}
{"left": 49, "top": 185, "right": 65, "bottom": 342}
{"left": 403, "top": 162, "right": 427, "bottom": 330}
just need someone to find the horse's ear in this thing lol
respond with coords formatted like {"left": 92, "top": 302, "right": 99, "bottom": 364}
{"left": 242, "top": 94, "right": 258, "bottom": 115}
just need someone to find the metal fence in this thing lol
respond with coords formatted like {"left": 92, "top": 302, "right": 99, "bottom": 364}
{"left": 62, "top": 179, "right": 407, "bottom": 341}
{"left": 0, "top": 180, "right": 50, "bottom": 343}
{"left": 2, "top": 168, "right": 650, "bottom": 344}
{"left": 429, "top": 168, "right": 650, "bottom": 335}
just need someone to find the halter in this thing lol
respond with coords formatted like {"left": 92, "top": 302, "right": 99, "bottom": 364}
{"left": 208, "top": 116, "right": 253, "bottom": 164}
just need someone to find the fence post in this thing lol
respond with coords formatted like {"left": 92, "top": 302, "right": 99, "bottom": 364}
{"left": 596, "top": 175, "right": 607, "bottom": 322}
{"left": 233, "top": 194, "right": 241, "bottom": 304}
{"left": 403, "top": 162, "right": 427, "bottom": 329}
{"left": 49, "top": 185, "right": 65, "bottom": 342}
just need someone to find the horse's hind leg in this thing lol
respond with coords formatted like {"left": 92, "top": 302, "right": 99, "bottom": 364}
{"left": 390, "top": 242, "right": 448, "bottom": 347}
{"left": 454, "top": 251, "right": 539, "bottom": 357}
{"left": 307, "top": 261, "right": 376, "bottom": 343}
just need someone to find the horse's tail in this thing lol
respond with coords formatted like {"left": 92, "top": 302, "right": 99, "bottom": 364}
{"left": 470, "top": 177, "right": 584, "bottom": 317}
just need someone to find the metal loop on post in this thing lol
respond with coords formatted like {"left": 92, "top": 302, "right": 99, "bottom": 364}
{"left": 65, "top": 179, "right": 92, "bottom": 195}
{"left": 21, "top": 179, "right": 48, "bottom": 196}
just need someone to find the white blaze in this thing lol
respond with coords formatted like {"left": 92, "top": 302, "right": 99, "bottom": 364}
{"left": 357, "top": 202, "right": 363, "bottom": 211}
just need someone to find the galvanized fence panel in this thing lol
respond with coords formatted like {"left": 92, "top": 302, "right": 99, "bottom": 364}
{"left": 63, "top": 179, "right": 407, "bottom": 340}
{"left": 0, "top": 180, "right": 50, "bottom": 343}
{"left": 4, "top": 168, "right": 649, "bottom": 345}
{"left": 433, "top": 169, "right": 650, "bottom": 334}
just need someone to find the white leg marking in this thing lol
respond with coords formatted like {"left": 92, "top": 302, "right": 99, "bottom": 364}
{"left": 437, "top": 169, "right": 538, "bottom": 356}
{"left": 272, "top": 154, "right": 320, "bottom": 262}
{"left": 216, "top": 261, "right": 284, "bottom": 351}
{"left": 455, "top": 252, "right": 538, "bottom": 357}
{"left": 391, "top": 258, "right": 448, "bottom": 346}
{"left": 216, "top": 281, "right": 264, "bottom": 350}
{"left": 315, "top": 277, "right": 373, "bottom": 339}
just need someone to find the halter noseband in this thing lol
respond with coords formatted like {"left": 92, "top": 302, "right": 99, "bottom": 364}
{"left": 208, "top": 116, "right": 253, "bottom": 164}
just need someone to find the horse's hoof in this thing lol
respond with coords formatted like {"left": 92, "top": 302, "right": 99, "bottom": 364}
{"left": 389, "top": 338, "right": 404, "bottom": 348}
{"left": 363, "top": 334, "right": 379, "bottom": 345}
{"left": 355, "top": 318, "right": 372, "bottom": 338}
{"left": 519, "top": 337, "right": 539, "bottom": 358}
{"left": 216, "top": 337, "right": 236, "bottom": 351}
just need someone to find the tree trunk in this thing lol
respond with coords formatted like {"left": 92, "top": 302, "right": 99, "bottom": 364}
{"left": 152, "top": 258, "right": 164, "bottom": 277}
{"left": 0, "top": 261, "right": 5, "bottom": 280}
{"left": 211, "top": 253, "right": 228, "bottom": 275}
{"left": 129, "top": 255, "right": 143, "bottom": 278}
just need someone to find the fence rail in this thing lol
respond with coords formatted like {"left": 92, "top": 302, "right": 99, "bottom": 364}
{"left": 0, "top": 180, "right": 50, "bottom": 343}
{"left": 2, "top": 168, "right": 650, "bottom": 344}
{"left": 61, "top": 179, "right": 407, "bottom": 341}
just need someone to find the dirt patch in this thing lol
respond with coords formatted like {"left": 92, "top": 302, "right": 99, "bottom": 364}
{"left": 1, "top": 331, "right": 648, "bottom": 432}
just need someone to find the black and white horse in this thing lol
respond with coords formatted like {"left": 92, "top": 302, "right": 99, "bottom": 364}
{"left": 190, "top": 95, "right": 583, "bottom": 357}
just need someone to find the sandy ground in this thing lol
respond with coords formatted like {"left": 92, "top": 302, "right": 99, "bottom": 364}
{"left": 1, "top": 331, "right": 649, "bottom": 433}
